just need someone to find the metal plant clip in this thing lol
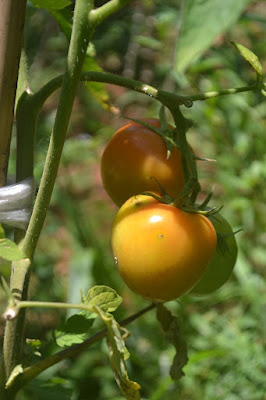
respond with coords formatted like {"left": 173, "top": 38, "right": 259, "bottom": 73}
{"left": 0, "top": 177, "right": 35, "bottom": 229}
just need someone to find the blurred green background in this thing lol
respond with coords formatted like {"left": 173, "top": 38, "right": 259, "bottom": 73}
{"left": 1, "top": 0, "right": 266, "bottom": 399}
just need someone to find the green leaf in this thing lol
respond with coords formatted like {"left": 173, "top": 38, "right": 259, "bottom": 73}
{"left": 0, "top": 239, "right": 25, "bottom": 261}
{"left": 31, "top": 0, "right": 71, "bottom": 11}
{"left": 231, "top": 42, "right": 263, "bottom": 78}
{"left": 54, "top": 311, "right": 96, "bottom": 347}
{"left": 156, "top": 304, "right": 188, "bottom": 380}
{"left": 83, "top": 285, "right": 122, "bottom": 313}
{"left": 50, "top": 7, "right": 73, "bottom": 41}
{"left": 176, "top": 0, "right": 252, "bottom": 73}
{"left": 95, "top": 306, "right": 141, "bottom": 400}
{"left": 82, "top": 53, "right": 110, "bottom": 109}
{"left": 0, "top": 224, "right": 5, "bottom": 239}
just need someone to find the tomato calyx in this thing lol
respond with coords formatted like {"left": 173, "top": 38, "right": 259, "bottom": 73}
{"left": 138, "top": 175, "right": 226, "bottom": 220}
{"left": 141, "top": 176, "right": 175, "bottom": 204}
{"left": 140, "top": 183, "right": 221, "bottom": 219}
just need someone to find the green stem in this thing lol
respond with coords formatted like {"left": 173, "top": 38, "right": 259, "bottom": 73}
{"left": 162, "top": 103, "right": 200, "bottom": 205}
{"left": 1, "top": 259, "right": 31, "bottom": 400}
{"left": 16, "top": 300, "right": 101, "bottom": 313}
{"left": 2, "top": 0, "right": 94, "bottom": 392}
{"left": 21, "top": 0, "right": 94, "bottom": 260}
{"left": 89, "top": 0, "right": 133, "bottom": 26}
{"left": 188, "top": 83, "right": 261, "bottom": 102}
{"left": 29, "top": 71, "right": 264, "bottom": 118}
{"left": 5, "top": 303, "right": 156, "bottom": 394}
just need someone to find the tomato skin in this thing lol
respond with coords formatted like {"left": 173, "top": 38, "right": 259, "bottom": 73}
{"left": 189, "top": 214, "right": 238, "bottom": 296}
{"left": 101, "top": 119, "right": 187, "bottom": 207}
{"left": 111, "top": 195, "right": 217, "bottom": 302}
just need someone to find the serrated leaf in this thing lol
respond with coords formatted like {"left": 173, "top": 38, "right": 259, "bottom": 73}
{"left": 156, "top": 304, "right": 188, "bottom": 380}
{"left": 54, "top": 311, "right": 95, "bottom": 347}
{"left": 0, "top": 239, "right": 25, "bottom": 261}
{"left": 31, "top": 0, "right": 71, "bottom": 11}
{"left": 95, "top": 306, "right": 141, "bottom": 400}
{"left": 176, "top": 0, "right": 252, "bottom": 73}
{"left": 231, "top": 42, "right": 263, "bottom": 77}
{"left": 83, "top": 285, "right": 122, "bottom": 313}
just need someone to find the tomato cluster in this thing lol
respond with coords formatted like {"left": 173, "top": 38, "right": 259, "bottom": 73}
{"left": 101, "top": 119, "right": 238, "bottom": 302}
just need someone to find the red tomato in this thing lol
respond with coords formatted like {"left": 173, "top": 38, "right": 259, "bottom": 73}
{"left": 101, "top": 119, "right": 189, "bottom": 206}
{"left": 111, "top": 195, "right": 217, "bottom": 301}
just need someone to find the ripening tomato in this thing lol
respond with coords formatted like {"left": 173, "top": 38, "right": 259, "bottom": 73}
{"left": 101, "top": 119, "right": 190, "bottom": 207}
{"left": 111, "top": 195, "right": 217, "bottom": 302}
{"left": 189, "top": 213, "right": 238, "bottom": 296}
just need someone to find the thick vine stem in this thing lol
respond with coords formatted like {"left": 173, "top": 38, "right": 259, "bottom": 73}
{"left": 1, "top": 1, "right": 95, "bottom": 394}
{"left": 20, "top": 0, "right": 94, "bottom": 260}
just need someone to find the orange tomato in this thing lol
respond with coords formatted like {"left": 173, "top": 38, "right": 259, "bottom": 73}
{"left": 101, "top": 119, "right": 190, "bottom": 206}
{"left": 111, "top": 195, "right": 217, "bottom": 301}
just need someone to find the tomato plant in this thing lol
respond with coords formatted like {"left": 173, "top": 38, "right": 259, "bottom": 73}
{"left": 111, "top": 194, "right": 217, "bottom": 302}
{"left": 101, "top": 119, "right": 190, "bottom": 206}
{"left": 189, "top": 213, "right": 238, "bottom": 296}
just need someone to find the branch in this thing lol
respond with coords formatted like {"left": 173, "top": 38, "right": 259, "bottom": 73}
{"left": 89, "top": 0, "right": 133, "bottom": 27}
{"left": 5, "top": 303, "right": 156, "bottom": 394}
{"left": 30, "top": 71, "right": 265, "bottom": 118}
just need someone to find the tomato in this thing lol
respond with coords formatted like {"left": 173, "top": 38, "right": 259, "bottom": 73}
{"left": 189, "top": 213, "right": 238, "bottom": 296}
{"left": 101, "top": 119, "right": 189, "bottom": 207}
{"left": 111, "top": 195, "right": 217, "bottom": 302}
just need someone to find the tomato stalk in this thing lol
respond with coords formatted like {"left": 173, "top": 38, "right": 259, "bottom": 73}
{"left": 164, "top": 104, "right": 201, "bottom": 207}
{"left": 20, "top": 71, "right": 265, "bottom": 120}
